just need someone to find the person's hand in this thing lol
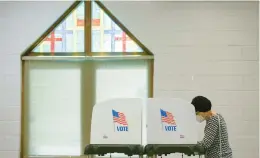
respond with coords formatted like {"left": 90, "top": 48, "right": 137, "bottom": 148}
{"left": 195, "top": 145, "right": 205, "bottom": 153}
{"left": 188, "top": 145, "right": 196, "bottom": 151}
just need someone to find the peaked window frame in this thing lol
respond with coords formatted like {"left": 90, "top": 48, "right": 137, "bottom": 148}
{"left": 21, "top": 0, "right": 153, "bottom": 59}
{"left": 20, "top": 1, "right": 154, "bottom": 158}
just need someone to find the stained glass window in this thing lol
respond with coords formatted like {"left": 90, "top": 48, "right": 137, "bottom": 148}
{"left": 91, "top": 2, "right": 143, "bottom": 52}
{"left": 33, "top": 2, "right": 85, "bottom": 53}
{"left": 30, "top": 1, "right": 146, "bottom": 55}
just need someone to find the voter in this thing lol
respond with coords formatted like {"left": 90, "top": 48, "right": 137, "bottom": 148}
{"left": 191, "top": 96, "right": 233, "bottom": 158}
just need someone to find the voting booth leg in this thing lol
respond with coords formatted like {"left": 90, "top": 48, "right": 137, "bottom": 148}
{"left": 86, "top": 154, "right": 94, "bottom": 158}
{"left": 147, "top": 155, "right": 157, "bottom": 158}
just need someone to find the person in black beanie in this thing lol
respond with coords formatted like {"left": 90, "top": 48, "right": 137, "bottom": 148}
{"left": 191, "top": 96, "right": 233, "bottom": 158}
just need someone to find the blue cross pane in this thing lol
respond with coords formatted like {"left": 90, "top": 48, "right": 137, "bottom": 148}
{"left": 91, "top": 1, "right": 143, "bottom": 53}
{"left": 33, "top": 1, "right": 85, "bottom": 53}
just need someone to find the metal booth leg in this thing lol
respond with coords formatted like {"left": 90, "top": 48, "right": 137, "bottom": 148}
{"left": 86, "top": 154, "right": 94, "bottom": 158}
{"left": 147, "top": 155, "right": 157, "bottom": 158}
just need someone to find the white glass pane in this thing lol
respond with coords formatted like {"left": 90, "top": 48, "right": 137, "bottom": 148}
{"left": 27, "top": 61, "right": 81, "bottom": 156}
{"left": 94, "top": 60, "right": 149, "bottom": 158}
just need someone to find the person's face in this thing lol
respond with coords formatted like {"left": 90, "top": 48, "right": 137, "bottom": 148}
{"left": 196, "top": 112, "right": 206, "bottom": 123}
{"left": 197, "top": 112, "right": 208, "bottom": 117}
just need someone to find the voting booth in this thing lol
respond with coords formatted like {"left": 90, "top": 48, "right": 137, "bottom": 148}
{"left": 84, "top": 98, "right": 144, "bottom": 157}
{"left": 84, "top": 98, "right": 204, "bottom": 158}
{"left": 144, "top": 98, "right": 204, "bottom": 157}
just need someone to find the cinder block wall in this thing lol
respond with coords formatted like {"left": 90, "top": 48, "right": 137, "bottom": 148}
{"left": 103, "top": 2, "right": 258, "bottom": 158}
{"left": 0, "top": 1, "right": 258, "bottom": 158}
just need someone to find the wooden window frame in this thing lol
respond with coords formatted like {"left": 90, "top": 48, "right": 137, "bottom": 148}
{"left": 20, "top": 1, "right": 154, "bottom": 158}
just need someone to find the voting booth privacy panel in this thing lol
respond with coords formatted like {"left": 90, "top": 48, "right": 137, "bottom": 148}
{"left": 90, "top": 98, "right": 142, "bottom": 144}
{"left": 85, "top": 98, "right": 204, "bottom": 157}
{"left": 146, "top": 98, "right": 197, "bottom": 145}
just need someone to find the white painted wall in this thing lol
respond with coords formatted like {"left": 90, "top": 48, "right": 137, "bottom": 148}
{"left": 0, "top": 1, "right": 258, "bottom": 158}
{"left": 0, "top": 2, "right": 74, "bottom": 158}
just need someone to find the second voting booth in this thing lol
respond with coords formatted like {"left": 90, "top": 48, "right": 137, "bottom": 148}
{"left": 84, "top": 98, "right": 204, "bottom": 158}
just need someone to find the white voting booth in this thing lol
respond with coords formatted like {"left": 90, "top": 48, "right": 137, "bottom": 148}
{"left": 146, "top": 98, "right": 197, "bottom": 144}
{"left": 85, "top": 98, "right": 144, "bottom": 157}
{"left": 90, "top": 98, "right": 142, "bottom": 145}
{"left": 84, "top": 98, "right": 204, "bottom": 157}
{"left": 144, "top": 98, "right": 202, "bottom": 157}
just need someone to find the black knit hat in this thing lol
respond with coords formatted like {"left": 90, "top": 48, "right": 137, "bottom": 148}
{"left": 191, "top": 96, "right": 212, "bottom": 112}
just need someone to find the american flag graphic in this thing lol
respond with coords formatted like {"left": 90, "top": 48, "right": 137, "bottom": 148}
{"left": 112, "top": 109, "right": 128, "bottom": 126}
{"left": 160, "top": 109, "right": 176, "bottom": 125}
